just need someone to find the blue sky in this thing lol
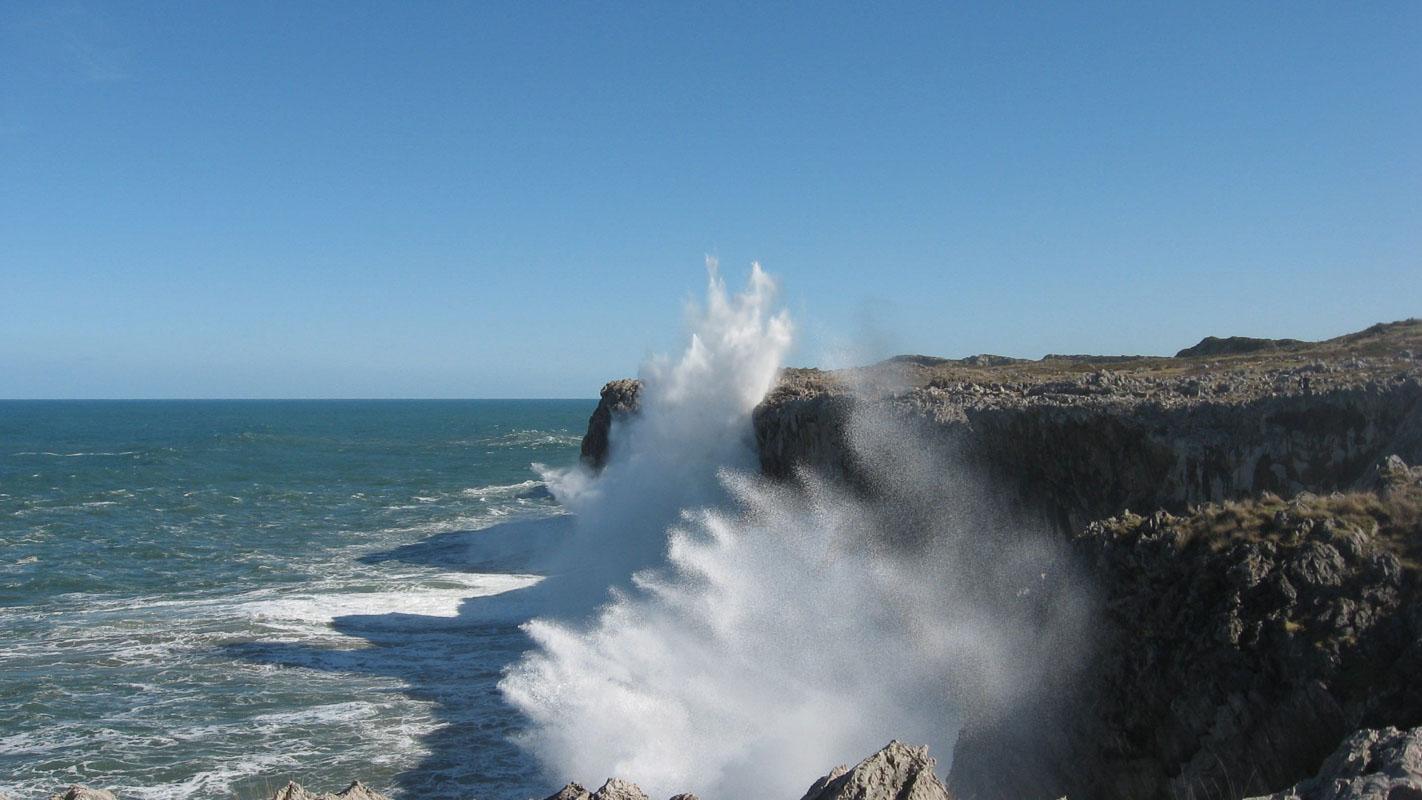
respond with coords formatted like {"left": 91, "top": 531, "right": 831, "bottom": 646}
{"left": 2, "top": 2, "right": 1418, "bottom": 398}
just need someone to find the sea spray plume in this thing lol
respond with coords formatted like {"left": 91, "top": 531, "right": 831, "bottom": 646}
{"left": 535, "top": 260, "right": 792, "bottom": 603}
{"left": 504, "top": 295, "right": 1090, "bottom": 799}
{"left": 501, "top": 469, "right": 960, "bottom": 799}
{"left": 840, "top": 398, "right": 1093, "bottom": 723}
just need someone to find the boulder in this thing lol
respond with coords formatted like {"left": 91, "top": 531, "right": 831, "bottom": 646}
{"left": 800, "top": 741, "right": 952, "bottom": 800}
{"left": 48, "top": 788, "right": 117, "bottom": 800}
{"left": 1245, "top": 726, "right": 1422, "bottom": 799}
{"left": 544, "top": 783, "right": 592, "bottom": 800}
{"left": 589, "top": 778, "right": 649, "bottom": 800}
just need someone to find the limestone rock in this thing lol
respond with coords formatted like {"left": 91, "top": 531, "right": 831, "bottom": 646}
{"left": 589, "top": 777, "right": 649, "bottom": 800}
{"left": 950, "top": 464, "right": 1422, "bottom": 800}
{"left": 570, "top": 319, "right": 1422, "bottom": 800}
{"left": 544, "top": 783, "right": 592, "bottom": 800}
{"left": 800, "top": 741, "right": 951, "bottom": 800}
{"left": 1245, "top": 726, "right": 1422, "bottom": 799}
{"left": 270, "top": 781, "right": 390, "bottom": 800}
{"left": 331, "top": 782, "right": 388, "bottom": 800}
{"left": 49, "top": 788, "right": 117, "bottom": 800}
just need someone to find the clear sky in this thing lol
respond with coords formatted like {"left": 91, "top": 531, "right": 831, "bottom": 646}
{"left": 2, "top": 2, "right": 1418, "bottom": 398}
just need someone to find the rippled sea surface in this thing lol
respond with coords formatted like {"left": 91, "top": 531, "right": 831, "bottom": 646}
{"left": 0, "top": 400, "right": 593, "bottom": 799}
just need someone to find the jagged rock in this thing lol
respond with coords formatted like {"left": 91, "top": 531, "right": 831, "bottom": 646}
{"left": 951, "top": 463, "right": 1422, "bottom": 800}
{"left": 575, "top": 320, "right": 1422, "bottom": 800}
{"left": 800, "top": 741, "right": 952, "bottom": 800}
{"left": 584, "top": 322, "right": 1422, "bottom": 523}
{"left": 1244, "top": 726, "right": 1422, "bottom": 799}
{"left": 799, "top": 766, "right": 850, "bottom": 800}
{"left": 589, "top": 777, "right": 649, "bottom": 800}
{"left": 667, "top": 794, "right": 701, "bottom": 800}
{"left": 270, "top": 781, "right": 390, "bottom": 800}
{"left": 331, "top": 782, "right": 387, "bottom": 800}
{"left": 48, "top": 788, "right": 117, "bottom": 800}
{"left": 748, "top": 320, "right": 1422, "bottom": 532}
{"left": 544, "top": 783, "right": 592, "bottom": 800}
{"left": 581, "top": 379, "right": 642, "bottom": 469}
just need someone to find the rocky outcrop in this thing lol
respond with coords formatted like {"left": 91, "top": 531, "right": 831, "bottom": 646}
{"left": 47, "top": 788, "right": 116, "bottom": 800}
{"left": 584, "top": 323, "right": 1422, "bottom": 532}
{"left": 543, "top": 778, "right": 654, "bottom": 800}
{"left": 540, "top": 741, "right": 949, "bottom": 800}
{"left": 753, "top": 326, "right": 1422, "bottom": 532}
{"left": 1176, "top": 335, "right": 1305, "bottom": 359}
{"left": 269, "top": 781, "right": 389, "bottom": 800}
{"left": 582, "top": 327, "right": 1422, "bottom": 520}
{"left": 590, "top": 779, "right": 651, "bottom": 800}
{"left": 950, "top": 462, "right": 1422, "bottom": 800}
{"left": 574, "top": 320, "right": 1422, "bottom": 800}
{"left": 546, "top": 783, "right": 594, "bottom": 800}
{"left": 1244, "top": 726, "right": 1422, "bottom": 800}
{"left": 581, "top": 379, "right": 642, "bottom": 469}
{"left": 799, "top": 741, "right": 953, "bottom": 800}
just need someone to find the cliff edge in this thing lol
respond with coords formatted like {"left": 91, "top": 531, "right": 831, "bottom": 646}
{"left": 578, "top": 319, "right": 1422, "bottom": 800}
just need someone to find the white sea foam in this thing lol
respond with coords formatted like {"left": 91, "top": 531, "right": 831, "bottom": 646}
{"left": 12, "top": 451, "right": 140, "bottom": 457}
{"left": 240, "top": 573, "right": 542, "bottom": 626}
{"left": 461, "top": 480, "right": 545, "bottom": 499}
{"left": 481, "top": 430, "right": 584, "bottom": 449}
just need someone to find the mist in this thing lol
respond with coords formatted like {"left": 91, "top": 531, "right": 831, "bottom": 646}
{"left": 501, "top": 264, "right": 1088, "bottom": 798}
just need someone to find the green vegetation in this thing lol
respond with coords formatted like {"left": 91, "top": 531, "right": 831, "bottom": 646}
{"left": 1098, "top": 469, "right": 1422, "bottom": 571}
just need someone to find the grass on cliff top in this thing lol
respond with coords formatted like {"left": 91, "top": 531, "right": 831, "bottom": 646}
{"left": 1102, "top": 477, "right": 1422, "bottom": 571}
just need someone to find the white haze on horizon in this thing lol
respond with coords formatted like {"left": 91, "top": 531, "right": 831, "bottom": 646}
{"left": 501, "top": 263, "right": 1087, "bottom": 799}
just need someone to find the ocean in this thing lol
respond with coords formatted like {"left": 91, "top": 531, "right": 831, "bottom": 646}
{"left": 0, "top": 400, "right": 593, "bottom": 800}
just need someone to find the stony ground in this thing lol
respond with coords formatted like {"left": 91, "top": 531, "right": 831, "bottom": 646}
{"left": 765, "top": 319, "right": 1422, "bottom": 418}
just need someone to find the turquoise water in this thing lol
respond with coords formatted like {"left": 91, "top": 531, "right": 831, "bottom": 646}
{"left": 0, "top": 400, "right": 593, "bottom": 799}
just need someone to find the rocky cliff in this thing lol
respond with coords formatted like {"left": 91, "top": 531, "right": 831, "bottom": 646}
{"left": 579, "top": 320, "right": 1422, "bottom": 800}
{"left": 950, "top": 459, "right": 1422, "bottom": 800}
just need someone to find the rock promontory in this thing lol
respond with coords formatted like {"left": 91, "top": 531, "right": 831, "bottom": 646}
{"left": 578, "top": 319, "right": 1422, "bottom": 800}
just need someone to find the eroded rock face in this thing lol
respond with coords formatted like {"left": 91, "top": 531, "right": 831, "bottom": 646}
{"left": 572, "top": 321, "right": 1422, "bottom": 800}
{"left": 754, "top": 371, "right": 1422, "bottom": 534}
{"left": 581, "top": 379, "right": 642, "bottom": 469}
{"left": 799, "top": 741, "right": 952, "bottom": 800}
{"left": 1244, "top": 726, "right": 1422, "bottom": 800}
{"left": 581, "top": 324, "right": 1422, "bottom": 534}
{"left": 949, "top": 462, "right": 1422, "bottom": 800}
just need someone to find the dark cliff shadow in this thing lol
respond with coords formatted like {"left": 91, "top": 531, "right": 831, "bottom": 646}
{"left": 358, "top": 514, "right": 572, "bottom": 575}
{"left": 225, "top": 513, "right": 598, "bottom": 800}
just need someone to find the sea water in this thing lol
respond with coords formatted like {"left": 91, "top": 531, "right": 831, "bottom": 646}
{"left": 0, "top": 400, "right": 591, "bottom": 799}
